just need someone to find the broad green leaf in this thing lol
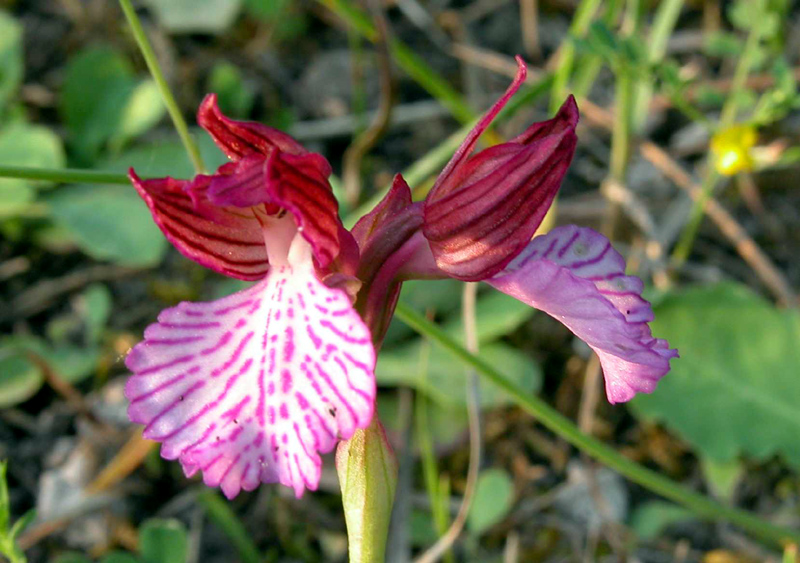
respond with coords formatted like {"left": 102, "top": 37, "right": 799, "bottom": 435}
{"left": 46, "top": 183, "right": 167, "bottom": 267}
{"left": 630, "top": 283, "right": 800, "bottom": 468}
{"left": 100, "top": 552, "right": 139, "bottom": 563}
{"left": 0, "top": 350, "right": 43, "bottom": 408}
{"left": 382, "top": 279, "right": 463, "bottom": 346}
{"left": 52, "top": 554, "right": 93, "bottom": 563}
{"left": 441, "top": 290, "right": 535, "bottom": 344}
{"left": 700, "top": 457, "right": 744, "bottom": 502}
{"left": 208, "top": 62, "right": 255, "bottom": 118}
{"left": 99, "top": 135, "right": 228, "bottom": 179}
{"left": 139, "top": 519, "right": 188, "bottom": 563}
{"left": 629, "top": 501, "right": 694, "bottom": 540}
{"left": 377, "top": 341, "right": 541, "bottom": 409}
{"left": 61, "top": 47, "right": 136, "bottom": 162}
{"left": 142, "top": 0, "right": 243, "bottom": 34}
{"left": 0, "top": 122, "right": 65, "bottom": 216}
{"left": 0, "top": 11, "right": 22, "bottom": 114}
{"left": 80, "top": 284, "right": 113, "bottom": 344}
{"left": 112, "top": 80, "right": 166, "bottom": 150}
{"left": 467, "top": 468, "right": 515, "bottom": 535}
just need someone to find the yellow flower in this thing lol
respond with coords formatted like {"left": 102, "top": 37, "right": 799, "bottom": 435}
{"left": 710, "top": 124, "right": 757, "bottom": 176}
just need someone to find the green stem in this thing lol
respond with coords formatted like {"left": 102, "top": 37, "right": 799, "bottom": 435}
{"left": 550, "top": 0, "right": 603, "bottom": 113}
{"left": 610, "top": 68, "right": 633, "bottom": 182}
{"left": 197, "top": 492, "right": 261, "bottom": 563}
{"left": 394, "top": 302, "right": 800, "bottom": 548}
{"left": 118, "top": 0, "right": 206, "bottom": 174}
{"left": 672, "top": 9, "right": 765, "bottom": 266}
{"left": 671, "top": 166, "right": 719, "bottom": 265}
{"left": 0, "top": 166, "right": 129, "bottom": 185}
{"left": 319, "top": 0, "right": 474, "bottom": 125}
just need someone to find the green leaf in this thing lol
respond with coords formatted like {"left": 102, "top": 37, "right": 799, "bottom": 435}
{"left": 99, "top": 135, "right": 228, "bottom": 179}
{"left": 61, "top": 46, "right": 137, "bottom": 162}
{"left": 0, "top": 10, "right": 22, "bottom": 115}
{"left": 467, "top": 468, "right": 515, "bottom": 535}
{"left": 377, "top": 342, "right": 541, "bottom": 409}
{"left": 46, "top": 183, "right": 167, "bottom": 267}
{"left": 139, "top": 519, "right": 188, "bottom": 563}
{"left": 700, "top": 457, "right": 744, "bottom": 502}
{"left": 79, "top": 284, "right": 113, "bottom": 344}
{"left": 0, "top": 122, "right": 66, "bottom": 217}
{"left": 8, "top": 508, "right": 35, "bottom": 540}
{"left": 112, "top": 79, "right": 166, "bottom": 150}
{"left": 441, "top": 290, "right": 535, "bottom": 344}
{"left": 0, "top": 349, "right": 43, "bottom": 408}
{"left": 630, "top": 283, "right": 800, "bottom": 468}
{"left": 629, "top": 501, "right": 694, "bottom": 540}
{"left": 207, "top": 62, "right": 255, "bottom": 118}
{"left": 100, "top": 551, "right": 139, "bottom": 563}
{"left": 703, "top": 31, "right": 744, "bottom": 57}
{"left": 52, "top": 554, "right": 94, "bottom": 563}
{"left": 141, "top": 0, "right": 243, "bottom": 34}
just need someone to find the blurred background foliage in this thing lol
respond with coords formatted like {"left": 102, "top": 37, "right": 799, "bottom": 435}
{"left": 1, "top": 0, "right": 800, "bottom": 561}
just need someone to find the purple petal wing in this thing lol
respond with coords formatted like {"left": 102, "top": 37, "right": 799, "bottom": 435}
{"left": 125, "top": 243, "right": 376, "bottom": 498}
{"left": 488, "top": 225, "right": 677, "bottom": 403}
{"left": 129, "top": 170, "right": 268, "bottom": 280}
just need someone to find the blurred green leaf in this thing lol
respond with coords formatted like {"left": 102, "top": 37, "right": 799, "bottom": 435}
{"left": 441, "top": 291, "right": 535, "bottom": 344}
{"left": 139, "top": 519, "right": 188, "bottom": 563}
{"left": 100, "top": 136, "right": 228, "bottom": 179}
{"left": 703, "top": 32, "right": 744, "bottom": 57}
{"left": 630, "top": 283, "right": 800, "bottom": 468}
{"left": 467, "top": 468, "right": 515, "bottom": 535}
{"left": 46, "top": 183, "right": 167, "bottom": 267}
{"left": 0, "top": 10, "right": 22, "bottom": 115}
{"left": 700, "top": 457, "right": 744, "bottom": 502}
{"left": 208, "top": 62, "right": 255, "bottom": 118}
{"left": 99, "top": 552, "right": 139, "bottom": 563}
{"left": 142, "top": 0, "right": 242, "bottom": 34}
{"left": 80, "top": 284, "right": 113, "bottom": 344}
{"left": 112, "top": 80, "right": 166, "bottom": 150}
{"left": 629, "top": 501, "right": 694, "bottom": 540}
{"left": 52, "top": 554, "right": 93, "bottom": 563}
{"left": 377, "top": 342, "right": 541, "bottom": 409}
{"left": 61, "top": 47, "right": 137, "bottom": 162}
{"left": 0, "top": 350, "right": 43, "bottom": 408}
{"left": 0, "top": 122, "right": 66, "bottom": 217}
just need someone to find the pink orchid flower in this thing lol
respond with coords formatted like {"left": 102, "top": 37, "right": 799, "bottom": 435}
{"left": 124, "top": 57, "right": 675, "bottom": 501}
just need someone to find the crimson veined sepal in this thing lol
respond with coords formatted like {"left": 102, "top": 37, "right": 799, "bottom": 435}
{"left": 423, "top": 56, "right": 579, "bottom": 281}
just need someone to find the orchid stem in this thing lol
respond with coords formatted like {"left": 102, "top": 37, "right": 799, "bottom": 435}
{"left": 0, "top": 166, "right": 129, "bottom": 185}
{"left": 118, "top": 0, "right": 206, "bottom": 174}
{"left": 394, "top": 302, "right": 800, "bottom": 548}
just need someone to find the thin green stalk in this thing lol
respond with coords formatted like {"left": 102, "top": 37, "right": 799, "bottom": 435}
{"left": 197, "top": 492, "right": 261, "bottom": 563}
{"left": 394, "top": 302, "right": 800, "bottom": 548}
{"left": 633, "top": 0, "right": 685, "bottom": 128}
{"left": 319, "top": 0, "right": 474, "bottom": 125}
{"left": 672, "top": 6, "right": 766, "bottom": 267}
{"left": 118, "top": 0, "right": 205, "bottom": 174}
{"left": 0, "top": 166, "right": 129, "bottom": 185}
{"left": 549, "top": 0, "right": 603, "bottom": 112}
{"left": 570, "top": 0, "right": 625, "bottom": 99}
{"left": 671, "top": 166, "right": 719, "bottom": 265}
{"left": 610, "top": 68, "right": 634, "bottom": 182}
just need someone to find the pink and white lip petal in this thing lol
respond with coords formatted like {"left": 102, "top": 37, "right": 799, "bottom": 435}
{"left": 125, "top": 236, "right": 376, "bottom": 499}
{"left": 488, "top": 225, "right": 678, "bottom": 404}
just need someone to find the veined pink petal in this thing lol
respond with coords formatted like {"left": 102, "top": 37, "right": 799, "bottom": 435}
{"left": 129, "top": 170, "right": 268, "bottom": 280}
{"left": 124, "top": 235, "right": 376, "bottom": 498}
{"left": 488, "top": 225, "right": 677, "bottom": 403}
{"left": 198, "top": 94, "right": 320, "bottom": 162}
